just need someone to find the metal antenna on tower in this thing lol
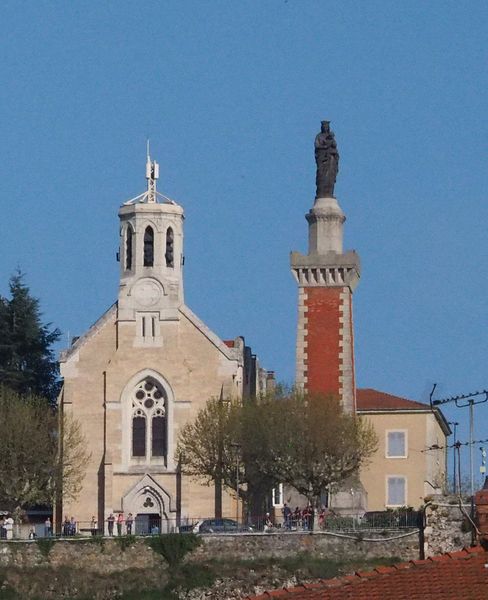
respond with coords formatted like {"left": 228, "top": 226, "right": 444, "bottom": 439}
{"left": 145, "top": 139, "right": 159, "bottom": 203}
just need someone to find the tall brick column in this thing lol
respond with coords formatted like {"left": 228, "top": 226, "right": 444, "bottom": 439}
{"left": 291, "top": 196, "right": 360, "bottom": 412}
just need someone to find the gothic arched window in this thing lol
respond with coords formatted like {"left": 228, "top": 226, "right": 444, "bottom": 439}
{"left": 125, "top": 224, "right": 133, "bottom": 271}
{"left": 143, "top": 226, "right": 154, "bottom": 267}
{"left": 165, "top": 227, "right": 174, "bottom": 268}
{"left": 131, "top": 378, "right": 167, "bottom": 462}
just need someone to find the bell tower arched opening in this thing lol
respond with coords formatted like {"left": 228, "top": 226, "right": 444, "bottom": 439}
{"left": 143, "top": 226, "right": 154, "bottom": 267}
{"left": 125, "top": 224, "right": 133, "bottom": 271}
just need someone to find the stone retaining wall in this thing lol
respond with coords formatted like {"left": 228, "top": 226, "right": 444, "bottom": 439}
{"left": 195, "top": 530, "right": 420, "bottom": 562}
{"left": 0, "top": 529, "right": 420, "bottom": 572}
{"left": 0, "top": 537, "right": 165, "bottom": 572}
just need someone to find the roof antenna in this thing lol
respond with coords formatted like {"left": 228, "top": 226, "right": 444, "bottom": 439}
{"left": 145, "top": 138, "right": 159, "bottom": 203}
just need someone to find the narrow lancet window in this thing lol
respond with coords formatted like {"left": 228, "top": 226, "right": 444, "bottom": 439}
{"left": 165, "top": 227, "right": 174, "bottom": 268}
{"left": 132, "top": 415, "right": 146, "bottom": 457}
{"left": 144, "top": 226, "right": 154, "bottom": 267}
{"left": 125, "top": 225, "right": 133, "bottom": 270}
{"left": 152, "top": 415, "right": 166, "bottom": 457}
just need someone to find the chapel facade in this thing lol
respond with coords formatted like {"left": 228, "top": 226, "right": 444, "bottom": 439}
{"left": 58, "top": 155, "right": 269, "bottom": 533}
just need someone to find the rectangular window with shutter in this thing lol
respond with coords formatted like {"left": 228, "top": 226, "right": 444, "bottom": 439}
{"left": 387, "top": 476, "right": 406, "bottom": 506}
{"left": 386, "top": 430, "right": 407, "bottom": 458}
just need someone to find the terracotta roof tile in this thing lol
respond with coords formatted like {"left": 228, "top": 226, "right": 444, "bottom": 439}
{"left": 374, "top": 565, "right": 396, "bottom": 574}
{"left": 246, "top": 546, "right": 488, "bottom": 600}
{"left": 356, "top": 388, "right": 429, "bottom": 411}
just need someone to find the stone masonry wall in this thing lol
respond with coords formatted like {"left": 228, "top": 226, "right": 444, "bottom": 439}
{"left": 0, "top": 530, "right": 420, "bottom": 573}
{"left": 196, "top": 530, "right": 420, "bottom": 562}
{"left": 424, "top": 495, "right": 472, "bottom": 556}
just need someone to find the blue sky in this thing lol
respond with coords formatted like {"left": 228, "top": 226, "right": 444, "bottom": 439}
{"left": 1, "top": 1, "right": 487, "bottom": 479}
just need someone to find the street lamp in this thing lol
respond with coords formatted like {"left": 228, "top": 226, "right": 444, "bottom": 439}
{"left": 448, "top": 421, "right": 459, "bottom": 494}
{"left": 230, "top": 442, "right": 241, "bottom": 527}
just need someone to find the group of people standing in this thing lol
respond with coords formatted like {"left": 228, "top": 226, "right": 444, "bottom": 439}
{"left": 106, "top": 512, "right": 134, "bottom": 536}
{"left": 61, "top": 516, "right": 76, "bottom": 536}
{"left": 47, "top": 513, "right": 135, "bottom": 537}
{"left": 281, "top": 504, "right": 330, "bottom": 531}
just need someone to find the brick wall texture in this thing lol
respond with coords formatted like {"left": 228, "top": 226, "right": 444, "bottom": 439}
{"left": 304, "top": 287, "right": 342, "bottom": 396}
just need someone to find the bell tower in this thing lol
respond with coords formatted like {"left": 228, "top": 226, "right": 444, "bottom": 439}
{"left": 291, "top": 122, "right": 360, "bottom": 412}
{"left": 118, "top": 149, "right": 184, "bottom": 343}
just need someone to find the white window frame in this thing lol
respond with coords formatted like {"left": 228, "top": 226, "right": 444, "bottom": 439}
{"left": 386, "top": 475, "right": 407, "bottom": 507}
{"left": 385, "top": 429, "right": 408, "bottom": 459}
{"left": 271, "top": 483, "right": 284, "bottom": 508}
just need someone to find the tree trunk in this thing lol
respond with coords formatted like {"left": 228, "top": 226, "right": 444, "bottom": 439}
{"left": 214, "top": 476, "right": 222, "bottom": 519}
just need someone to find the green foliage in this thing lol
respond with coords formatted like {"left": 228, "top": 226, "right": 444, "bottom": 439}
{"left": 35, "top": 537, "right": 56, "bottom": 558}
{"left": 178, "top": 390, "right": 378, "bottom": 512}
{"left": 325, "top": 516, "right": 356, "bottom": 530}
{"left": 114, "top": 534, "right": 136, "bottom": 552}
{"left": 0, "top": 271, "right": 60, "bottom": 403}
{"left": 0, "top": 387, "right": 89, "bottom": 511}
{"left": 146, "top": 533, "right": 201, "bottom": 567}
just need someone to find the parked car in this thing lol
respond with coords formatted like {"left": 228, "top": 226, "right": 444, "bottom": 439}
{"left": 192, "top": 518, "right": 253, "bottom": 534}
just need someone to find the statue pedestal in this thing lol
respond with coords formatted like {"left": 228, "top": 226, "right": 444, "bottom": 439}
{"left": 329, "top": 476, "right": 368, "bottom": 516}
{"left": 306, "top": 196, "right": 345, "bottom": 255}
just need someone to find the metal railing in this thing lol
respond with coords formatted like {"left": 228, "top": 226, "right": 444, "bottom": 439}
{"left": 0, "top": 510, "right": 420, "bottom": 540}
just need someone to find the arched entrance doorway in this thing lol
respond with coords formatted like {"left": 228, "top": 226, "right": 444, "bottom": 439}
{"left": 122, "top": 474, "right": 174, "bottom": 534}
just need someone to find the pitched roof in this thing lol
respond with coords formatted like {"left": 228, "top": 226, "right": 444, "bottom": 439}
{"left": 356, "top": 388, "right": 451, "bottom": 435}
{"left": 356, "top": 388, "right": 430, "bottom": 411}
{"left": 246, "top": 546, "right": 488, "bottom": 600}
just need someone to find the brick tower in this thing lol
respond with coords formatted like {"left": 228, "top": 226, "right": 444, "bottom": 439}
{"left": 291, "top": 121, "right": 360, "bottom": 412}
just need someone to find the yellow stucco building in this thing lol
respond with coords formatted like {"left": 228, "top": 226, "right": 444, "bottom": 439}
{"left": 357, "top": 388, "right": 450, "bottom": 511}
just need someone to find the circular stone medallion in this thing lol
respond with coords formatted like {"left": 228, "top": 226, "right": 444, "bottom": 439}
{"left": 132, "top": 279, "right": 162, "bottom": 307}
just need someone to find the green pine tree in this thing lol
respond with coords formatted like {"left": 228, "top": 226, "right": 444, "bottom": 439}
{"left": 0, "top": 271, "right": 61, "bottom": 402}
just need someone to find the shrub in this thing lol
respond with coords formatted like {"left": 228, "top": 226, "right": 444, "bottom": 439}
{"left": 146, "top": 533, "right": 201, "bottom": 567}
{"left": 36, "top": 537, "right": 56, "bottom": 558}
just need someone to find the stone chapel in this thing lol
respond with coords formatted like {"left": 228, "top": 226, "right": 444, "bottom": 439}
{"left": 58, "top": 155, "right": 269, "bottom": 533}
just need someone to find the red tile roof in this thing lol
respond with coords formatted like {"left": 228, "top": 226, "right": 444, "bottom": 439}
{"left": 223, "top": 340, "right": 235, "bottom": 348}
{"left": 356, "top": 388, "right": 430, "bottom": 411}
{"left": 246, "top": 546, "right": 488, "bottom": 599}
